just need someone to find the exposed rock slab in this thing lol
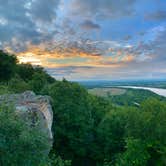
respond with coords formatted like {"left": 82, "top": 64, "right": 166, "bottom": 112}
{"left": 0, "top": 91, "right": 53, "bottom": 150}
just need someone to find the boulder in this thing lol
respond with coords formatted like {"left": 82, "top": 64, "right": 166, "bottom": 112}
{"left": 0, "top": 91, "right": 53, "bottom": 151}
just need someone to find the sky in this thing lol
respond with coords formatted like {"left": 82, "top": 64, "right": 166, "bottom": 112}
{"left": 0, "top": 0, "right": 166, "bottom": 81}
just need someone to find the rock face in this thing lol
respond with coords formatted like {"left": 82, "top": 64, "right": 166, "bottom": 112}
{"left": 0, "top": 91, "right": 53, "bottom": 149}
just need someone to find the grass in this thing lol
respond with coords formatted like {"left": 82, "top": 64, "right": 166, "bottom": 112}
{"left": 88, "top": 88, "right": 126, "bottom": 97}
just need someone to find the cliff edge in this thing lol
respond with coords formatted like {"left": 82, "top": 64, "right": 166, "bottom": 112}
{"left": 0, "top": 91, "right": 53, "bottom": 150}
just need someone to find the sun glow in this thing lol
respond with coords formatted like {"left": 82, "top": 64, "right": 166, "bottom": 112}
{"left": 17, "top": 52, "right": 42, "bottom": 65}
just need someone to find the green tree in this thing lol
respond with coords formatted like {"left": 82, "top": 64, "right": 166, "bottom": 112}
{"left": 44, "top": 80, "right": 95, "bottom": 165}
{"left": 115, "top": 138, "right": 150, "bottom": 166}
{"left": 118, "top": 99, "right": 166, "bottom": 166}
{"left": 0, "top": 50, "right": 17, "bottom": 81}
{"left": 8, "top": 75, "right": 30, "bottom": 93}
{"left": 49, "top": 153, "right": 71, "bottom": 166}
{"left": 29, "top": 72, "right": 48, "bottom": 94}
{"left": 33, "top": 66, "right": 55, "bottom": 84}
{"left": 16, "top": 63, "right": 35, "bottom": 81}
{"left": 43, "top": 80, "right": 113, "bottom": 166}
{"left": 96, "top": 108, "right": 127, "bottom": 164}
{"left": 17, "top": 63, "right": 55, "bottom": 84}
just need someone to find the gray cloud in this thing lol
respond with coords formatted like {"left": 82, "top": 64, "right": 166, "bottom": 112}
{"left": 123, "top": 35, "right": 132, "bottom": 41}
{"left": 0, "top": 0, "right": 35, "bottom": 42}
{"left": 123, "top": 26, "right": 166, "bottom": 63}
{"left": 145, "top": 10, "right": 166, "bottom": 21}
{"left": 69, "top": 0, "right": 136, "bottom": 19}
{"left": 0, "top": 0, "right": 60, "bottom": 50}
{"left": 46, "top": 66, "right": 93, "bottom": 78}
{"left": 29, "top": 0, "right": 60, "bottom": 23}
{"left": 151, "top": 27, "right": 166, "bottom": 61}
{"left": 80, "top": 20, "right": 101, "bottom": 30}
{"left": 46, "top": 60, "right": 166, "bottom": 80}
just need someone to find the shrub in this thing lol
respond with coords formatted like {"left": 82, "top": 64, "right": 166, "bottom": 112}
{"left": 0, "top": 105, "right": 50, "bottom": 166}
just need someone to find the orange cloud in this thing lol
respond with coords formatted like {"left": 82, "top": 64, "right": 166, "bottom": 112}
{"left": 13, "top": 43, "right": 135, "bottom": 69}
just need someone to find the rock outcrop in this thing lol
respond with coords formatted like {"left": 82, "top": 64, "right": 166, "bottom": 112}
{"left": 0, "top": 91, "right": 53, "bottom": 150}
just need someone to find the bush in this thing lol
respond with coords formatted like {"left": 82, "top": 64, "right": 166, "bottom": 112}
{"left": 8, "top": 76, "right": 31, "bottom": 93}
{"left": 0, "top": 85, "right": 11, "bottom": 95}
{"left": 0, "top": 105, "right": 50, "bottom": 166}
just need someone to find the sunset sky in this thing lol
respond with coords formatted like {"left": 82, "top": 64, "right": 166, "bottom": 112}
{"left": 0, "top": 0, "right": 166, "bottom": 80}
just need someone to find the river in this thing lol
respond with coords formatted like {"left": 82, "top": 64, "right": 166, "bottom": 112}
{"left": 117, "top": 86, "right": 166, "bottom": 97}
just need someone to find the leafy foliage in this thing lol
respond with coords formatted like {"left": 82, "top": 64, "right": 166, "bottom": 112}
{"left": 16, "top": 63, "right": 35, "bottom": 81}
{"left": 45, "top": 80, "right": 94, "bottom": 160}
{"left": 0, "top": 50, "right": 17, "bottom": 81}
{"left": 48, "top": 153, "right": 71, "bottom": 166}
{"left": 0, "top": 105, "right": 50, "bottom": 166}
{"left": 8, "top": 75, "right": 31, "bottom": 93}
{"left": 42, "top": 79, "right": 112, "bottom": 165}
{"left": 109, "top": 88, "right": 165, "bottom": 106}
{"left": 0, "top": 84, "right": 11, "bottom": 95}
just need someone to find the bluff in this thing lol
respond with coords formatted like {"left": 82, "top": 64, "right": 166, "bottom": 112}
{"left": 0, "top": 91, "right": 53, "bottom": 151}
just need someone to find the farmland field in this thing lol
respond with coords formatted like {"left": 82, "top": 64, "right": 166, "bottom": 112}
{"left": 88, "top": 88, "right": 126, "bottom": 97}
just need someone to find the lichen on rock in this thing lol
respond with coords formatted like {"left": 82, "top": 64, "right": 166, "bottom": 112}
{"left": 0, "top": 91, "right": 53, "bottom": 151}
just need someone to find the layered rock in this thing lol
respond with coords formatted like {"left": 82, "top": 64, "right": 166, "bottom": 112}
{"left": 0, "top": 91, "right": 53, "bottom": 150}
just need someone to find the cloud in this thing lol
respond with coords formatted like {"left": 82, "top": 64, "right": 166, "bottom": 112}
{"left": 0, "top": 0, "right": 60, "bottom": 50}
{"left": 80, "top": 20, "right": 101, "bottom": 30}
{"left": 121, "top": 26, "right": 166, "bottom": 64}
{"left": 15, "top": 38, "right": 137, "bottom": 70}
{"left": 29, "top": 0, "right": 60, "bottom": 23}
{"left": 123, "top": 35, "right": 132, "bottom": 41}
{"left": 69, "top": 0, "right": 136, "bottom": 19}
{"left": 46, "top": 59, "right": 166, "bottom": 80}
{"left": 145, "top": 10, "right": 166, "bottom": 21}
{"left": 0, "top": 0, "right": 165, "bottom": 80}
{"left": 150, "top": 27, "right": 166, "bottom": 61}
{"left": 0, "top": 0, "right": 35, "bottom": 43}
{"left": 46, "top": 66, "right": 94, "bottom": 79}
